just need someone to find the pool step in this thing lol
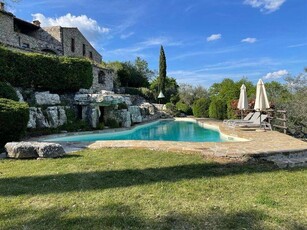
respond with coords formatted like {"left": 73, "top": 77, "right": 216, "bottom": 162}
{"left": 259, "top": 151, "right": 307, "bottom": 168}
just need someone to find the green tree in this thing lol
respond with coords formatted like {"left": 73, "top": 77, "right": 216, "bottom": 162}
{"left": 150, "top": 76, "right": 178, "bottom": 103}
{"left": 159, "top": 46, "right": 167, "bottom": 93}
{"left": 178, "top": 84, "right": 208, "bottom": 105}
{"left": 209, "top": 97, "right": 227, "bottom": 120}
{"left": 209, "top": 78, "right": 255, "bottom": 119}
{"left": 265, "top": 81, "right": 291, "bottom": 105}
{"left": 135, "top": 57, "right": 155, "bottom": 82}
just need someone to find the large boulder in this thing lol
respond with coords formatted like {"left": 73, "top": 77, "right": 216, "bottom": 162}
{"left": 5, "top": 142, "right": 65, "bottom": 159}
{"left": 35, "top": 91, "right": 61, "bottom": 105}
{"left": 5, "top": 142, "right": 38, "bottom": 158}
{"left": 34, "top": 142, "right": 65, "bottom": 158}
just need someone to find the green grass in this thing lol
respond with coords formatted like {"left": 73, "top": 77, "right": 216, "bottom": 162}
{"left": 0, "top": 149, "right": 306, "bottom": 229}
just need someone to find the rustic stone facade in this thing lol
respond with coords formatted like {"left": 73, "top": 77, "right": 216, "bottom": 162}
{"left": 0, "top": 11, "right": 63, "bottom": 54}
{"left": 91, "top": 66, "right": 114, "bottom": 92}
{"left": 0, "top": 7, "right": 101, "bottom": 63}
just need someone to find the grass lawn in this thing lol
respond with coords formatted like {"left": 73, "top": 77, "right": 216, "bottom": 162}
{"left": 0, "top": 149, "right": 306, "bottom": 229}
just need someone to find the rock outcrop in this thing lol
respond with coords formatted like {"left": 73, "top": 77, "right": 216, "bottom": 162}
{"left": 74, "top": 90, "right": 125, "bottom": 106}
{"left": 35, "top": 91, "right": 61, "bottom": 105}
{"left": 27, "top": 106, "right": 67, "bottom": 129}
{"left": 5, "top": 142, "right": 65, "bottom": 159}
{"left": 128, "top": 106, "right": 142, "bottom": 123}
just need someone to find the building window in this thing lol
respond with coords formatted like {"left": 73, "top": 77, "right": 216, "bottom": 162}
{"left": 21, "top": 43, "right": 30, "bottom": 48}
{"left": 71, "top": 38, "right": 75, "bottom": 52}
{"left": 89, "top": 51, "right": 93, "bottom": 59}
{"left": 82, "top": 44, "right": 86, "bottom": 56}
{"left": 98, "top": 71, "right": 106, "bottom": 84}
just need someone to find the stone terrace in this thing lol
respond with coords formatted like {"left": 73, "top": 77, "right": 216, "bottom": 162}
{"left": 88, "top": 118, "right": 307, "bottom": 167}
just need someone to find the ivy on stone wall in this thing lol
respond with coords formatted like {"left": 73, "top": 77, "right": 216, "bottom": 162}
{"left": 0, "top": 46, "right": 93, "bottom": 92}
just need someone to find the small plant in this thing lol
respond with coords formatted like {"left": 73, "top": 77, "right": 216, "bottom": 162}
{"left": 106, "top": 118, "right": 120, "bottom": 128}
{"left": 97, "top": 122, "right": 105, "bottom": 130}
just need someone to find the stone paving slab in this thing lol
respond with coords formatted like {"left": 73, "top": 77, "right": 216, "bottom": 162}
{"left": 88, "top": 118, "right": 307, "bottom": 162}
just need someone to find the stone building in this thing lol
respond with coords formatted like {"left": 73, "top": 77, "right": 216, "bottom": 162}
{"left": 0, "top": 2, "right": 112, "bottom": 92}
{"left": 0, "top": 3, "right": 101, "bottom": 63}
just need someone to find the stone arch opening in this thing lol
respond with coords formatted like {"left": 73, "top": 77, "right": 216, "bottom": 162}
{"left": 98, "top": 71, "right": 106, "bottom": 84}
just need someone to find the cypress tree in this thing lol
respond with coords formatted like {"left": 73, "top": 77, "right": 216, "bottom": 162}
{"left": 159, "top": 45, "right": 167, "bottom": 93}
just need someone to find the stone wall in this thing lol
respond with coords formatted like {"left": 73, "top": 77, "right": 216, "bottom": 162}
{"left": 0, "top": 11, "right": 16, "bottom": 46}
{"left": 61, "top": 28, "right": 102, "bottom": 63}
{"left": 0, "top": 11, "right": 63, "bottom": 54}
{"left": 91, "top": 66, "right": 114, "bottom": 92}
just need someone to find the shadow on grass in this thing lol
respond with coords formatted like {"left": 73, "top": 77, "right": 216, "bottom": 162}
{"left": 0, "top": 203, "right": 305, "bottom": 230}
{"left": 0, "top": 161, "right": 304, "bottom": 196}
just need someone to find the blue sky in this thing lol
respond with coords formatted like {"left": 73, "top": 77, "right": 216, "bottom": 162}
{"left": 7, "top": 0, "right": 307, "bottom": 87}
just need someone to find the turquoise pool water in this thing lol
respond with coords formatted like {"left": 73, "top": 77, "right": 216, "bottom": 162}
{"left": 45, "top": 120, "right": 225, "bottom": 142}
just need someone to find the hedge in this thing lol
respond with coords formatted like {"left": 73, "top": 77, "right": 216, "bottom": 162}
{"left": 0, "top": 82, "right": 19, "bottom": 101}
{"left": 0, "top": 46, "right": 93, "bottom": 92}
{"left": 0, "top": 98, "right": 29, "bottom": 147}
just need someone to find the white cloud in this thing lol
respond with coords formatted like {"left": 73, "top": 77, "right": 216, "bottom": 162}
{"left": 32, "top": 13, "right": 110, "bottom": 44}
{"left": 287, "top": 43, "right": 307, "bottom": 48}
{"left": 120, "top": 32, "right": 134, "bottom": 39}
{"left": 241, "top": 37, "right": 257, "bottom": 43}
{"left": 244, "top": 0, "right": 286, "bottom": 13}
{"left": 104, "top": 36, "right": 182, "bottom": 59}
{"left": 207, "top": 34, "right": 222, "bottom": 42}
{"left": 263, "top": 69, "right": 289, "bottom": 79}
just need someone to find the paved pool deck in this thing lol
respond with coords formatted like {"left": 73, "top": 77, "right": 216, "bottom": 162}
{"left": 88, "top": 118, "right": 307, "bottom": 162}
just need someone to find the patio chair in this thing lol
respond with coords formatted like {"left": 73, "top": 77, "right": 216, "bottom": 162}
{"left": 223, "top": 112, "right": 254, "bottom": 125}
{"left": 226, "top": 112, "right": 260, "bottom": 126}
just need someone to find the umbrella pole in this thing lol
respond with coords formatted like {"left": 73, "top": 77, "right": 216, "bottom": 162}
{"left": 241, "top": 110, "right": 243, "bottom": 119}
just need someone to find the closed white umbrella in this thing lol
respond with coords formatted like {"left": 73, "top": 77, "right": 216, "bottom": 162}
{"left": 254, "top": 79, "right": 270, "bottom": 128}
{"left": 237, "top": 84, "right": 248, "bottom": 118}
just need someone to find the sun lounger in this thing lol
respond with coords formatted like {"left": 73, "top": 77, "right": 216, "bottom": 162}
{"left": 239, "top": 120, "right": 272, "bottom": 130}
{"left": 229, "top": 114, "right": 267, "bottom": 128}
{"left": 226, "top": 112, "right": 260, "bottom": 126}
{"left": 223, "top": 112, "right": 254, "bottom": 124}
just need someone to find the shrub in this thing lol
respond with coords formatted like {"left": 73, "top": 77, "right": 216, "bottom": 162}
{"left": 0, "top": 98, "right": 29, "bottom": 147}
{"left": 176, "top": 101, "right": 192, "bottom": 115}
{"left": 209, "top": 98, "right": 227, "bottom": 120}
{"left": 106, "top": 118, "right": 120, "bottom": 128}
{"left": 0, "top": 82, "right": 19, "bottom": 101}
{"left": 97, "top": 122, "right": 105, "bottom": 130}
{"left": 0, "top": 46, "right": 93, "bottom": 92}
{"left": 165, "top": 102, "right": 180, "bottom": 116}
{"left": 192, "top": 98, "right": 210, "bottom": 118}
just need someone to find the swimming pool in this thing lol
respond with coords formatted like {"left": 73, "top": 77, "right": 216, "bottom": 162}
{"left": 45, "top": 120, "right": 227, "bottom": 142}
